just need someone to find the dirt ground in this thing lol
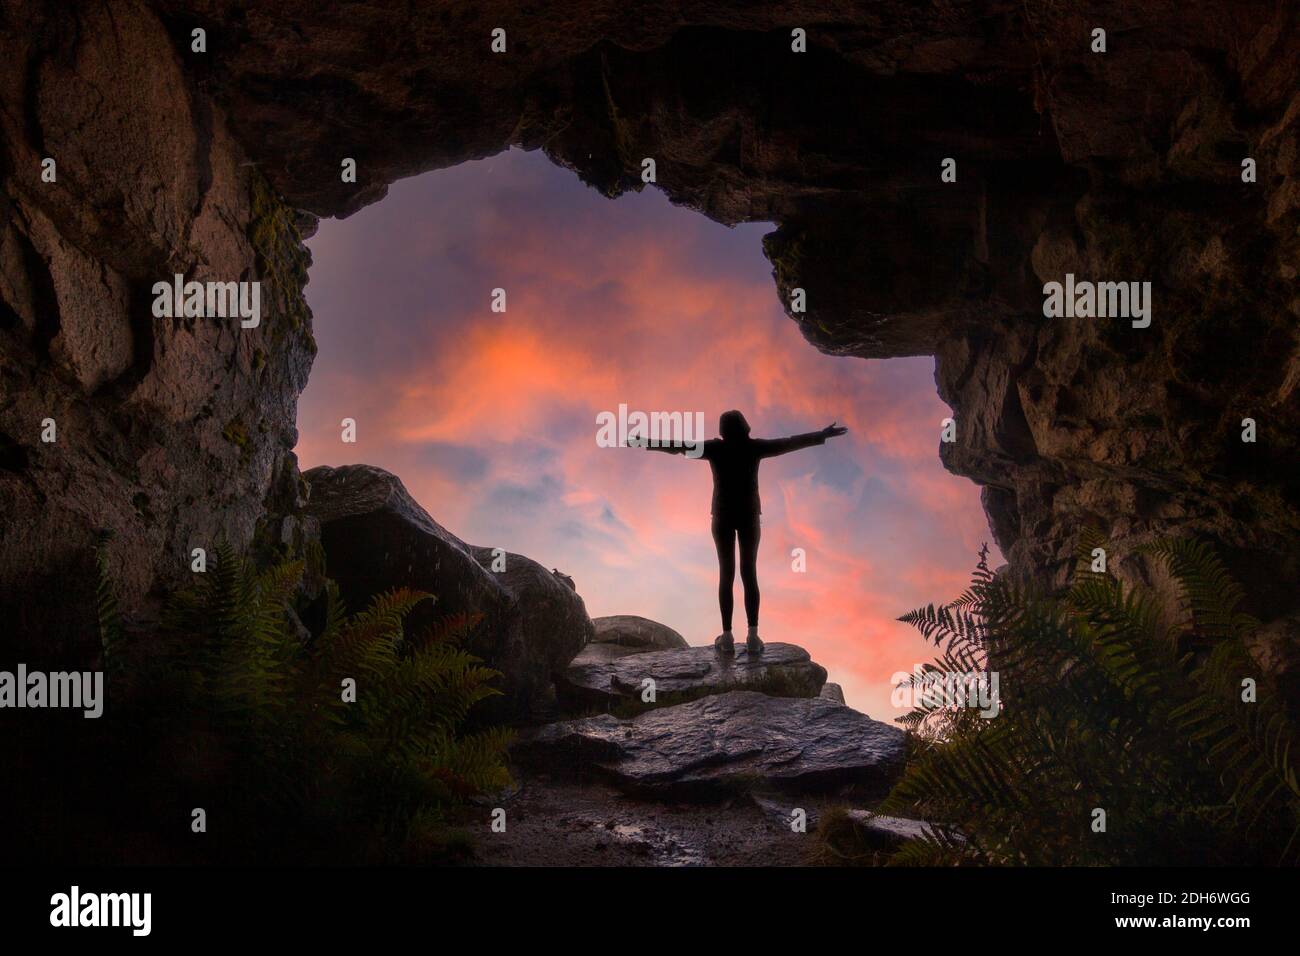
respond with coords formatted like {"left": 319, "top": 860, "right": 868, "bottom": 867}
{"left": 462, "top": 768, "right": 845, "bottom": 866}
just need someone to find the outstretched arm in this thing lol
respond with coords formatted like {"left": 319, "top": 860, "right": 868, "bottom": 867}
{"left": 755, "top": 423, "right": 848, "bottom": 458}
{"left": 625, "top": 433, "right": 709, "bottom": 456}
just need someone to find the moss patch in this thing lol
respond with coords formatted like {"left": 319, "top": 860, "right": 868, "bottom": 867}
{"left": 248, "top": 170, "right": 316, "bottom": 353}
{"left": 221, "top": 417, "right": 252, "bottom": 462}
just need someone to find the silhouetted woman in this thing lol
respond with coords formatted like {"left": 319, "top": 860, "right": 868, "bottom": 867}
{"left": 638, "top": 410, "right": 847, "bottom": 655}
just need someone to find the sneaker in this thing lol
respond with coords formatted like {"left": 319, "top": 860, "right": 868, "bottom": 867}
{"left": 745, "top": 634, "right": 765, "bottom": 655}
{"left": 714, "top": 632, "right": 735, "bottom": 655}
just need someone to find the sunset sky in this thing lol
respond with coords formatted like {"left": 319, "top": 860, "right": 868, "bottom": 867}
{"left": 295, "top": 147, "right": 999, "bottom": 718}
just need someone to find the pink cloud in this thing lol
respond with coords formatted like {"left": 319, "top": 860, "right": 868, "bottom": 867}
{"left": 297, "top": 149, "right": 1000, "bottom": 720}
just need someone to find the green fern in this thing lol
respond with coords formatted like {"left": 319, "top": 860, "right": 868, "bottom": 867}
{"left": 93, "top": 531, "right": 126, "bottom": 678}
{"left": 880, "top": 536, "right": 1300, "bottom": 866}
{"left": 109, "top": 546, "right": 513, "bottom": 863}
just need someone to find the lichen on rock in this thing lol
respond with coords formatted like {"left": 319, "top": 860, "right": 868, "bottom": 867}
{"left": 247, "top": 170, "right": 315, "bottom": 351}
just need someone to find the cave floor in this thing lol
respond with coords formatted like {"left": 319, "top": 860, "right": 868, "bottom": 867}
{"left": 461, "top": 768, "right": 843, "bottom": 867}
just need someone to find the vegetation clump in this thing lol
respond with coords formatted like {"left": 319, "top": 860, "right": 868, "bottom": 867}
{"left": 248, "top": 171, "right": 315, "bottom": 351}
{"left": 77, "top": 543, "right": 512, "bottom": 864}
{"left": 876, "top": 534, "right": 1300, "bottom": 866}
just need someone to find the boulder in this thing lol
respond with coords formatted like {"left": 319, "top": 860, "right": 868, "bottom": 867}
{"left": 468, "top": 544, "right": 596, "bottom": 698}
{"left": 304, "top": 464, "right": 593, "bottom": 718}
{"left": 558, "top": 642, "right": 827, "bottom": 709}
{"left": 303, "top": 463, "right": 504, "bottom": 633}
{"left": 592, "top": 615, "right": 688, "bottom": 652}
{"left": 820, "top": 682, "right": 846, "bottom": 705}
{"left": 512, "top": 691, "right": 907, "bottom": 797}
{"left": 567, "top": 614, "right": 689, "bottom": 668}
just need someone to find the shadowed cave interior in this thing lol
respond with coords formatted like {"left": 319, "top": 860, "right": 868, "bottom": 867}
{"left": 1, "top": 0, "right": 1298, "bottom": 866}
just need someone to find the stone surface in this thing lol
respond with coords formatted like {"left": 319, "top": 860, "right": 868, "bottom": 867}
{"left": 569, "top": 643, "right": 647, "bottom": 667}
{"left": 474, "top": 773, "right": 824, "bottom": 867}
{"left": 840, "top": 811, "right": 965, "bottom": 850}
{"left": 304, "top": 464, "right": 592, "bottom": 718}
{"left": 512, "top": 691, "right": 907, "bottom": 797}
{"left": 568, "top": 616, "right": 686, "bottom": 667}
{"left": 303, "top": 463, "right": 505, "bottom": 628}
{"left": 819, "top": 683, "right": 846, "bottom": 705}
{"left": 749, "top": 796, "right": 964, "bottom": 852}
{"left": 1, "top": 1, "right": 1297, "bottom": 694}
{"left": 0, "top": 0, "right": 316, "bottom": 661}
{"left": 592, "top": 615, "right": 688, "bottom": 652}
{"left": 568, "top": 616, "right": 688, "bottom": 668}
{"left": 468, "top": 544, "right": 597, "bottom": 699}
{"left": 558, "top": 642, "right": 827, "bottom": 709}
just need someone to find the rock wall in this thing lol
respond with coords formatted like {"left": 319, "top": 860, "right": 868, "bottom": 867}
{"left": 1, "top": 1, "right": 1296, "bottom": 678}
{"left": 0, "top": 0, "right": 315, "bottom": 662}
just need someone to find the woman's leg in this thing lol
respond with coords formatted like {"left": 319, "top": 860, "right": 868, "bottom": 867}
{"left": 711, "top": 516, "right": 736, "bottom": 631}
{"left": 737, "top": 515, "right": 761, "bottom": 627}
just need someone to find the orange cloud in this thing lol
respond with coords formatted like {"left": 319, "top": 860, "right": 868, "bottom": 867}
{"left": 296, "top": 148, "right": 1000, "bottom": 718}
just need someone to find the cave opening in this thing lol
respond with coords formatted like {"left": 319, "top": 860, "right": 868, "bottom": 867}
{"left": 294, "top": 147, "right": 1000, "bottom": 717}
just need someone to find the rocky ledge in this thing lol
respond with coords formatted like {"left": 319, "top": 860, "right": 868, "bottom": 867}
{"left": 558, "top": 642, "right": 827, "bottom": 710}
{"left": 513, "top": 690, "right": 906, "bottom": 798}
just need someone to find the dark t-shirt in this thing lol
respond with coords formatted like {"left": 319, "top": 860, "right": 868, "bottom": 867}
{"left": 699, "top": 433, "right": 827, "bottom": 518}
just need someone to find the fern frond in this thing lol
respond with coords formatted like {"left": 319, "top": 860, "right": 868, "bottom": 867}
{"left": 884, "top": 538, "right": 1300, "bottom": 866}
{"left": 94, "top": 532, "right": 126, "bottom": 674}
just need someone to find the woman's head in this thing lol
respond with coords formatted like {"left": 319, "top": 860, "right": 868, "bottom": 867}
{"left": 719, "top": 409, "right": 751, "bottom": 441}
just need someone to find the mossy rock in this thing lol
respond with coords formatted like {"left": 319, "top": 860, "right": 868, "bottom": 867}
{"left": 248, "top": 171, "right": 316, "bottom": 353}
